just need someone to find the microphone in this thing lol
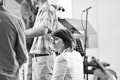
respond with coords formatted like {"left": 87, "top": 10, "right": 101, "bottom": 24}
{"left": 58, "top": 7, "right": 65, "bottom": 12}
{"left": 86, "top": 6, "right": 92, "bottom": 10}
{"left": 83, "top": 6, "right": 92, "bottom": 12}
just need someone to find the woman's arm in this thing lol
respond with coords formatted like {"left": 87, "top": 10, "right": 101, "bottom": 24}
{"left": 52, "top": 55, "right": 67, "bottom": 80}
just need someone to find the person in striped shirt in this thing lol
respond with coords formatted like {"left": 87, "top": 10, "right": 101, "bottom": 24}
{"left": 24, "top": 0, "right": 58, "bottom": 80}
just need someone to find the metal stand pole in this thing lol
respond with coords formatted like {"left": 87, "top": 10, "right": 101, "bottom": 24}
{"left": 83, "top": 8, "right": 90, "bottom": 80}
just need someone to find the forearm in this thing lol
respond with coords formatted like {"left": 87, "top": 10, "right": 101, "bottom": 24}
{"left": 25, "top": 26, "right": 48, "bottom": 38}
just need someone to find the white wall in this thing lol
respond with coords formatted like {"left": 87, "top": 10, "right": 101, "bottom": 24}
{"left": 57, "top": 0, "right": 72, "bottom": 18}
{"left": 72, "top": 0, "right": 99, "bottom": 32}
{"left": 99, "top": 0, "right": 120, "bottom": 79}
{"left": 51, "top": 0, "right": 72, "bottom": 18}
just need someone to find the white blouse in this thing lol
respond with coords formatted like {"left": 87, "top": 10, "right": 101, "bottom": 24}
{"left": 52, "top": 50, "right": 84, "bottom": 80}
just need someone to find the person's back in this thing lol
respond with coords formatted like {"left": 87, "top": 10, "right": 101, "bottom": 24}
{"left": 64, "top": 50, "right": 83, "bottom": 80}
{"left": 0, "top": 6, "right": 27, "bottom": 80}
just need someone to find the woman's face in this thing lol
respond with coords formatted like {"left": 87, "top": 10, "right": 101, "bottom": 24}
{"left": 51, "top": 36, "right": 64, "bottom": 53}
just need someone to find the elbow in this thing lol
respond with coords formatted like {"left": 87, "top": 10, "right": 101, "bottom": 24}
{"left": 24, "top": 27, "right": 48, "bottom": 38}
{"left": 24, "top": 31, "right": 28, "bottom": 38}
{"left": 42, "top": 27, "right": 48, "bottom": 35}
{"left": 24, "top": 30, "right": 30, "bottom": 38}
{"left": 34, "top": 28, "right": 48, "bottom": 37}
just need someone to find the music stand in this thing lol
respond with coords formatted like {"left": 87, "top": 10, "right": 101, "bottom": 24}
{"left": 58, "top": 18, "right": 81, "bottom": 34}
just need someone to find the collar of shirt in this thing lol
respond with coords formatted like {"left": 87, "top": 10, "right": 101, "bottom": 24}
{"left": 38, "top": 2, "right": 48, "bottom": 12}
{"left": 62, "top": 48, "right": 73, "bottom": 54}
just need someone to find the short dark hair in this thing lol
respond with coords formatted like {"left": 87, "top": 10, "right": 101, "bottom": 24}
{"left": 51, "top": 29, "right": 75, "bottom": 49}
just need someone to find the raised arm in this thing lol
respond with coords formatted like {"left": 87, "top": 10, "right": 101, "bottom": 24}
{"left": 25, "top": 9, "right": 52, "bottom": 38}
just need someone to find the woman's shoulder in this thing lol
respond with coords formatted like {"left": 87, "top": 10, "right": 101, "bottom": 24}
{"left": 55, "top": 53, "right": 67, "bottom": 62}
{"left": 72, "top": 50, "right": 82, "bottom": 56}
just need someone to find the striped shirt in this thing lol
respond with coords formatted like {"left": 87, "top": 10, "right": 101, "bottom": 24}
{"left": 29, "top": 2, "right": 58, "bottom": 54}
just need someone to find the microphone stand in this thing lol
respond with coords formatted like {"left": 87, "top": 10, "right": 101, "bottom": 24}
{"left": 83, "top": 8, "right": 90, "bottom": 80}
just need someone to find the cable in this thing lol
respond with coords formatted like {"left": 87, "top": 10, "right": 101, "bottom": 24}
{"left": 81, "top": 11, "right": 85, "bottom": 31}
{"left": 81, "top": 9, "right": 88, "bottom": 80}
